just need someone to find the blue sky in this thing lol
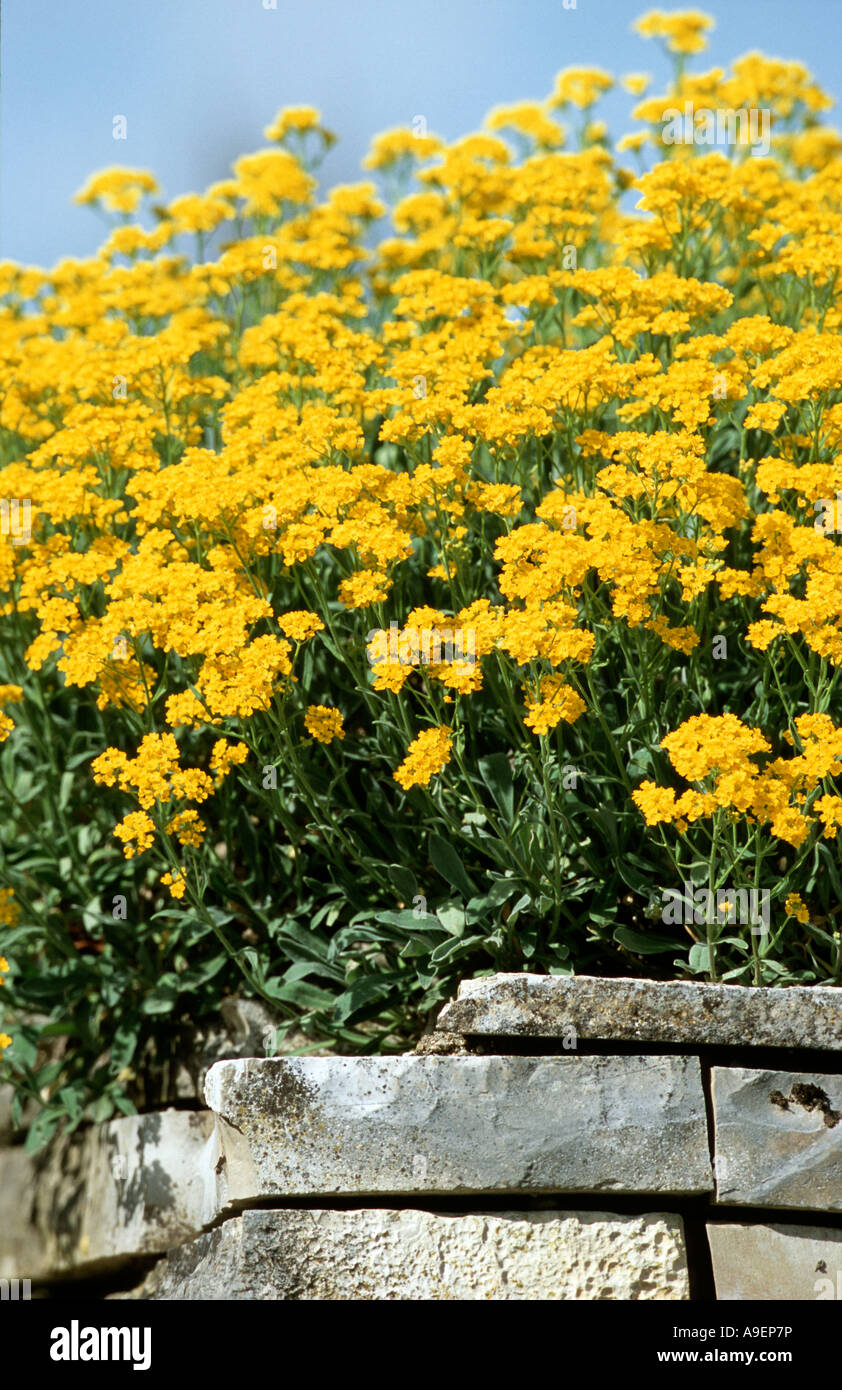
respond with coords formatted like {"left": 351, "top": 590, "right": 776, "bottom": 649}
{"left": 2, "top": 0, "right": 841, "bottom": 267}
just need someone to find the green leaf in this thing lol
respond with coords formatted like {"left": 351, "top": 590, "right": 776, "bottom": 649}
{"left": 263, "top": 978, "right": 336, "bottom": 1010}
{"left": 90, "top": 1095, "right": 115, "bottom": 1124}
{"left": 110, "top": 1024, "right": 139, "bottom": 1070}
{"left": 388, "top": 864, "right": 418, "bottom": 902}
{"left": 58, "top": 1086, "right": 83, "bottom": 1124}
{"left": 206, "top": 907, "right": 237, "bottom": 928}
{"left": 112, "top": 1092, "right": 138, "bottom": 1117}
{"left": 24, "top": 1108, "right": 62, "bottom": 1154}
{"left": 140, "top": 975, "right": 181, "bottom": 1015}
{"left": 333, "top": 975, "right": 399, "bottom": 1024}
{"left": 613, "top": 925, "right": 678, "bottom": 954}
{"left": 179, "top": 953, "right": 229, "bottom": 990}
{"left": 282, "top": 959, "right": 343, "bottom": 984}
{"left": 8, "top": 1030, "right": 38, "bottom": 1068}
{"left": 398, "top": 934, "right": 439, "bottom": 959}
{"left": 435, "top": 901, "right": 466, "bottom": 936}
{"left": 375, "top": 908, "right": 435, "bottom": 932}
{"left": 478, "top": 754, "right": 514, "bottom": 821}
{"left": 58, "top": 770, "right": 76, "bottom": 810}
{"left": 625, "top": 747, "right": 660, "bottom": 780}
{"left": 429, "top": 834, "right": 476, "bottom": 901}
{"left": 688, "top": 943, "right": 713, "bottom": 974}
{"left": 429, "top": 933, "right": 485, "bottom": 965}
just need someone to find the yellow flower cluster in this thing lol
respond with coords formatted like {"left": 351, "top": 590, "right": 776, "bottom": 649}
{"left": 209, "top": 738, "right": 249, "bottom": 783}
{"left": 0, "top": 889, "right": 19, "bottom": 928}
{"left": 278, "top": 610, "right": 325, "bottom": 642}
{"left": 165, "top": 808, "right": 207, "bottom": 848}
{"left": 634, "top": 713, "right": 842, "bottom": 848}
{"left": 394, "top": 727, "right": 453, "bottom": 791}
{"left": 113, "top": 810, "right": 156, "bottom": 859}
{"left": 161, "top": 870, "right": 186, "bottom": 900}
{"left": 304, "top": 705, "right": 345, "bottom": 744}
{"left": 634, "top": 9, "right": 714, "bottom": 56}
{"left": 0, "top": 684, "right": 23, "bottom": 743}
{"left": 264, "top": 105, "right": 331, "bottom": 144}
{"left": 92, "top": 733, "right": 214, "bottom": 809}
{"left": 0, "top": 889, "right": 16, "bottom": 1030}
{"left": 1, "top": 16, "right": 841, "bottom": 921}
{"left": 74, "top": 167, "right": 159, "bottom": 213}
{"left": 523, "top": 675, "right": 587, "bottom": 736}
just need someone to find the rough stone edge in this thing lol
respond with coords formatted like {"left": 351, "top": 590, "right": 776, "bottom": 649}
{"left": 113, "top": 1207, "right": 692, "bottom": 1301}
{"left": 435, "top": 973, "right": 842, "bottom": 1050}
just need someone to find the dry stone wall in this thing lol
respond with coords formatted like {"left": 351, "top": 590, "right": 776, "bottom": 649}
{"left": 1, "top": 975, "right": 841, "bottom": 1300}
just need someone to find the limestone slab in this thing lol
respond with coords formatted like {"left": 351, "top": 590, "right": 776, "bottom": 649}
{"left": 202, "top": 1054, "right": 712, "bottom": 1213}
{"left": 0, "top": 1108, "right": 214, "bottom": 1280}
{"left": 712, "top": 1067, "right": 842, "bottom": 1211}
{"left": 435, "top": 974, "right": 842, "bottom": 1049}
{"left": 708, "top": 1222, "right": 842, "bottom": 1300}
{"left": 121, "top": 1207, "right": 691, "bottom": 1301}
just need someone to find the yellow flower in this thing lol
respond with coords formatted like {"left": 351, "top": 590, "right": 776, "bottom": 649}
{"left": 661, "top": 715, "right": 770, "bottom": 783}
{"left": 0, "top": 889, "right": 20, "bottom": 928}
{"left": 264, "top": 105, "right": 324, "bottom": 142}
{"left": 232, "top": 149, "right": 314, "bottom": 216}
{"left": 617, "top": 132, "right": 648, "bottom": 153}
{"left": 113, "top": 811, "right": 156, "bottom": 859}
{"left": 74, "top": 166, "right": 158, "bottom": 212}
{"left": 304, "top": 705, "right": 345, "bottom": 744}
{"left": 338, "top": 570, "right": 392, "bottom": 608}
{"left": 165, "top": 809, "right": 207, "bottom": 848}
{"left": 551, "top": 67, "right": 613, "bottom": 109}
{"left": 784, "top": 892, "right": 810, "bottom": 923}
{"left": 621, "top": 73, "right": 651, "bottom": 96}
{"left": 394, "top": 727, "right": 453, "bottom": 791}
{"left": 644, "top": 617, "right": 700, "bottom": 654}
{"left": 93, "top": 735, "right": 214, "bottom": 807}
{"left": 523, "top": 676, "right": 586, "bottom": 735}
{"left": 634, "top": 9, "right": 714, "bottom": 55}
{"left": 485, "top": 103, "right": 564, "bottom": 148}
{"left": 166, "top": 192, "right": 234, "bottom": 236}
{"left": 370, "top": 658, "right": 414, "bottom": 693}
{"left": 278, "top": 610, "right": 325, "bottom": 641}
{"left": 161, "top": 871, "right": 186, "bottom": 899}
{"left": 209, "top": 739, "right": 249, "bottom": 783}
{"left": 362, "top": 127, "right": 443, "bottom": 169}
{"left": 0, "top": 683, "right": 23, "bottom": 744}
{"left": 632, "top": 782, "right": 679, "bottom": 826}
{"left": 0, "top": 1033, "right": 12, "bottom": 1053}
{"left": 816, "top": 795, "right": 842, "bottom": 840}
{"left": 744, "top": 401, "right": 787, "bottom": 431}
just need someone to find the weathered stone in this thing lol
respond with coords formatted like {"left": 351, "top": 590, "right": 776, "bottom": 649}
{"left": 0, "top": 1084, "right": 15, "bottom": 1146}
{"left": 202, "top": 1055, "right": 712, "bottom": 1215}
{"left": 0, "top": 1146, "right": 43, "bottom": 1280}
{"left": 0, "top": 1109, "right": 214, "bottom": 1279}
{"left": 412, "top": 1030, "right": 469, "bottom": 1055}
{"left": 708, "top": 1222, "right": 842, "bottom": 1300}
{"left": 120, "top": 1207, "right": 690, "bottom": 1301}
{"left": 435, "top": 973, "right": 842, "bottom": 1050}
{"left": 712, "top": 1067, "right": 842, "bottom": 1211}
